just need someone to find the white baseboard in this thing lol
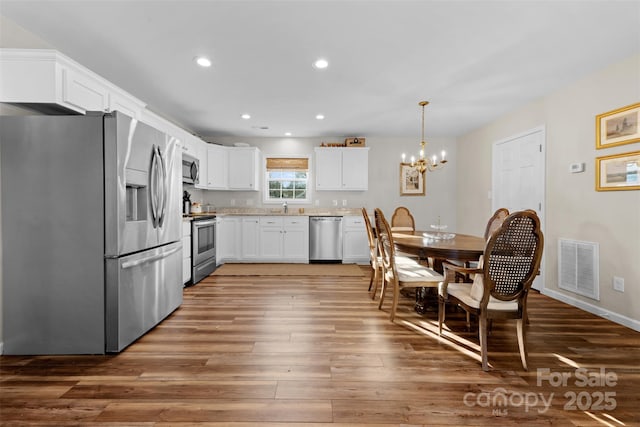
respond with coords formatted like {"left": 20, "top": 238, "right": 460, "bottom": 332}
{"left": 542, "top": 288, "right": 640, "bottom": 332}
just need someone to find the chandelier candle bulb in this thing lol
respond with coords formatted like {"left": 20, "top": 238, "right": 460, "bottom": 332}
{"left": 442, "top": 150, "right": 446, "bottom": 161}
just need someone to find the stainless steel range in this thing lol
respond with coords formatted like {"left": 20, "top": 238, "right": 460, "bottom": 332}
{"left": 191, "top": 216, "right": 217, "bottom": 284}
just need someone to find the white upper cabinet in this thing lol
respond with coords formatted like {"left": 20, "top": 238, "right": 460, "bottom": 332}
{"left": 314, "top": 147, "right": 369, "bottom": 191}
{"left": 0, "top": 49, "right": 145, "bottom": 117}
{"left": 204, "top": 144, "right": 228, "bottom": 190}
{"left": 228, "top": 147, "right": 260, "bottom": 191}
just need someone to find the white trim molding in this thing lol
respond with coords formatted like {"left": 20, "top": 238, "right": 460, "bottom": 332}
{"left": 542, "top": 288, "right": 640, "bottom": 332}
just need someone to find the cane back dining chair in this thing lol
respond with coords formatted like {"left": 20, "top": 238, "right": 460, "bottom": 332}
{"left": 362, "top": 207, "right": 381, "bottom": 294}
{"left": 455, "top": 208, "right": 510, "bottom": 282}
{"left": 484, "top": 208, "right": 510, "bottom": 241}
{"left": 375, "top": 208, "right": 444, "bottom": 321}
{"left": 391, "top": 206, "right": 415, "bottom": 232}
{"left": 438, "top": 210, "right": 543, "bottom": 371}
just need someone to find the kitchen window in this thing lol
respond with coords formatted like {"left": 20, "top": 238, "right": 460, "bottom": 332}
{"left": 264, "top": 157, "right": 310, "bottom": 203}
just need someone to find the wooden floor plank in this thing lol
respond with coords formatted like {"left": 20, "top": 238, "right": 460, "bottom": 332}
{"left": 1, "top": 265, "right": 639, "bottom": 425}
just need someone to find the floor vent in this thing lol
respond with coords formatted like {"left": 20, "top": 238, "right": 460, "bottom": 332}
{"left": 558, "top": 238, "right": 599, "bottom": 300}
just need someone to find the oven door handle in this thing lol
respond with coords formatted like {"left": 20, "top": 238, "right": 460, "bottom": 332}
{"left": 193, "top": 219, "right": 217, "bottom": 227}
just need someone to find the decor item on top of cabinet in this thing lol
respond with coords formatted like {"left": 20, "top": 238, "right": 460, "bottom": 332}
{"left": 345, "top": 137, "right": 366, "bottom": 147}
{"left": 400, "top": 162, "right": 425, "bottom": 196}
{"left": 595, "top": 150, "right": 640, "bottom": 191}
{"left": 401, "top": 101, "right": 447, "bottom": 174}
{"left": 596, "top": 102, "right": 640, "bottom": 149}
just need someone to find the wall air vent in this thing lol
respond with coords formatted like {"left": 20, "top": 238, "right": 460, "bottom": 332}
{"left": 558, "top": 238, "right": 599, "bottom": 300}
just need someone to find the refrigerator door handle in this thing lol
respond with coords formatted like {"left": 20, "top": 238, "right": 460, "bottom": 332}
{"left": 121, "top": 245, "right": 182, "bottom": 269}
{"left": 157, "top": 145, "right": 167, "bottom": 228}
{"left": 149, "top": 145, "right": 159, "bottom": 228}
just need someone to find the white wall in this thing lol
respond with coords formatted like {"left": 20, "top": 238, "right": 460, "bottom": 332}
{"left": 457, "top": 54, "right": 640, "bottom": 330}
{"left": 200, "top": 136, "right": 457, "bottom": 230}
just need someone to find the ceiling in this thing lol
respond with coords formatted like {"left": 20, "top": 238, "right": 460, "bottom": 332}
{"left": 1, "top": 1, "right": 639, "bottom": 139}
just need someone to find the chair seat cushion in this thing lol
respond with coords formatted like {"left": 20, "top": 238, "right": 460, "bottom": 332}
{"left": 443, "top": 283, "right": 518, "bottom": 311}
{"left": 397, "top": 264, "right": 444, "bottom": 285}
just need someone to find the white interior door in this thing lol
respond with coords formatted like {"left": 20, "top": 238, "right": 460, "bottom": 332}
{"left": 492, "top": 126, "right": 546, "bottom": 291}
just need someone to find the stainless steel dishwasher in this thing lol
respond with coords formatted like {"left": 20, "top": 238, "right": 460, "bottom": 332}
{"left": 309, "top": 216, "right": 343, "bottom": 263}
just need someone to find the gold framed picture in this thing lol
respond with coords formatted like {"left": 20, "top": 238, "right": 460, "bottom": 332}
{"left": 596, "top": 102, "right": 640, "bottom": 149}
{"left": 400, "top": 163, "right": 425, "bottom": 196}
{"left": 595, "top": 150, "right": 640, "bottom": 191}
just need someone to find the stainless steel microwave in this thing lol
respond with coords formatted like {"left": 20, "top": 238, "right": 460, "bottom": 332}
{"left": 182, "top": 153, "right": 199, "bottom": 185}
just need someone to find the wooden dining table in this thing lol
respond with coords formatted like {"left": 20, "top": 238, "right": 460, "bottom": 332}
{"left": 392, "top": 230, "right": 486, "bottom": 273}
{"left": 392, "top": 230, "right": 486, "bottom": 313}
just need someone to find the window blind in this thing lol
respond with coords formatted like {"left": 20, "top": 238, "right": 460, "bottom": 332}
{"left": 266, "top": 157, "right": 309, "bottom": 170}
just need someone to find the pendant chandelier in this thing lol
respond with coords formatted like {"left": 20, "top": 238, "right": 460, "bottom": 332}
{"left": 402, "top": 101, "right": 447, "bottom": 174}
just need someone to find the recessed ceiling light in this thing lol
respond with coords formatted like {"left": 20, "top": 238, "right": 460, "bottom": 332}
{"left": 241, "top": 114, "right": 251, "bottom": 120}
{"left": 313, "top": 58, "right": 329, "bottom": 69}
{"left": 316, "top": 114, "right": 325, "bottom": 120}
{"left": 285, "top": 132, "right": 292, "bottom": 136}
{"left": 195, "top": 56, "right": 212, "bottom": 67}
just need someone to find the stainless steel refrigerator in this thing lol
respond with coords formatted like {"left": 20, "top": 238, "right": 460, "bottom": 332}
{"left": 0, "top": 111, "right": 183, "bottom": 354}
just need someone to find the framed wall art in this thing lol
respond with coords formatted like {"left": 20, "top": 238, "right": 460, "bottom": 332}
{"left": 596, "top": 102, "right": 640, "bottom": 149}
{"left": 595, "top": 150, "right": 640, "bottom": 191}
{"left": 399, "top": 163, "right": 425, "bottom": 196}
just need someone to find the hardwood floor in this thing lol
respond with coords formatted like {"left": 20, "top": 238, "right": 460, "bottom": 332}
{"left": 1, "top": 266, "right": 639, "bottom": 426}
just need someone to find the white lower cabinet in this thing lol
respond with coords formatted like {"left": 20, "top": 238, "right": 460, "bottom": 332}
{"left": 217, "top": 216, "right": 241, "bottom": 264}
{"left": 241, "top": 217, "right": 260, "bottom": 259}
{"left": 182, "top": 220, "right": 192, "bottom": 284}
{"left": 342, "top": 215, "right": 369, "bottom": 264}
{"left": 217, "top": 215, "right": 311, "bottom": 263}
{"left": 283, "top": 217, "right": 309, "bottom": 261}
{"left": 258, "top": 216, "right": 309, "bottom": 262}
{"left": 259, "top": 217, "right": 284, "bottom": 259}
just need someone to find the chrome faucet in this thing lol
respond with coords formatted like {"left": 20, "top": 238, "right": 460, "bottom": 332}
{"left": 283, "top": 201, "right": 288, "bottom": 214}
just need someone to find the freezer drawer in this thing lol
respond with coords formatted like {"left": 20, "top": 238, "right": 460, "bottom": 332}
{"left": 105, "top": 241, "right": 183, "bottom": 352}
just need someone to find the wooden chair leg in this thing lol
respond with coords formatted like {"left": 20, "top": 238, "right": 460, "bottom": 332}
{"left": 466, "top": 311, "right": 471, "bottom": 330}
{"left": 438, "top": 298, "right": 446, "bottom": 336}
{"left": 389, "top": 282, "right": 400, "bottom": 322}
{"left": 370, "top": 268, "right": 380, "bottom": 300}
{"left": 367, "top": 266, "right": 375, "bottom": 291}
{"left": 516, "top": 318, "right": 528, "bottom": 371}
{"left": 479, "top": 316, "right": 489, "bottom": 371}
{"left": 377, "top": 276, "right": 387, "bottom": 309}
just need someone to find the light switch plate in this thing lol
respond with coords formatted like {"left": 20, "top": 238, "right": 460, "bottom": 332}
{"left": 570, "top": 162, "right": 585, "bottom": 173}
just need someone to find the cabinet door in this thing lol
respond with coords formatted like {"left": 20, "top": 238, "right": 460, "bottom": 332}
{"left": 315, "top": 149, "right": 343, "bottom": 190}
{"left": 206, "top": 144, "right": 228, "bottom": 189}
{"left": 241, "top": 217, "right": 260, "bottom": 259}
{"left": 228, "top": 148, "right": 259, "bottom": 191}
{"left": 342, "top": 149, "right": 369, "bottom": 190}
{"left": 61, "top": 65, "right": 109, "bottom": 112}
{"left": 259, "top": 217, "right": 284, "bottom": 259}
{"left": 283, "top": 217, "right": 309, "bottom": 262}
{"left": 343, "top": 216, "right": 369, "bottom": 263}
{"left": 217, "top": 217, "right": 240, "bottom": 264}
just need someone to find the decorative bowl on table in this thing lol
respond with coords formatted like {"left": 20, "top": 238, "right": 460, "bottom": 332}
{"left": 423, "top": 223, "right": 455, "bottom": 240}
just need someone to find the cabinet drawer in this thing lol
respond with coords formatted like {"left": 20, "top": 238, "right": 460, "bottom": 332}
{"left": 284, "top": 216, "right": 308, "bottom": 227}
{"left": 260, "top": 216, "right": 283, "bottom": 227}
{"left": 343, "top": 216, "right": 365, "bottom": 228}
